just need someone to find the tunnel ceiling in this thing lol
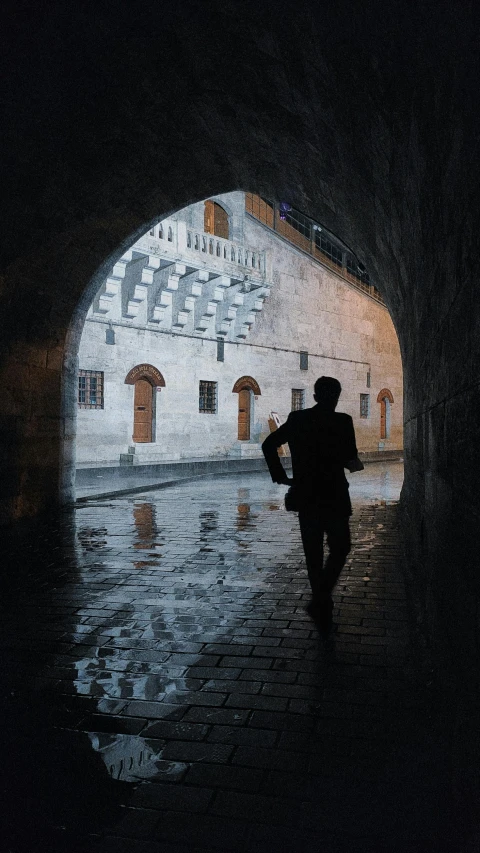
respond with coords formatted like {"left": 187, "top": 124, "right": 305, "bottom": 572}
{"left": 1, "top": 0, "right": 479, "bottom": 339}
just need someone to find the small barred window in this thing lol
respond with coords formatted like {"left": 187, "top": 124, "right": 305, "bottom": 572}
{"left": 78, "top": 370, "right": 104, "bottom": 409}
{"left": 291, "top": 389, "right": 306, "bottom": 411}
{"left": 199, "top": 381, "right": 217, "bottom": 414}
{"left": 360, "top": 393, "right": 370, "bottom": 418}
{"left": 300, "top": 351, "right": 309, "bottom": 371}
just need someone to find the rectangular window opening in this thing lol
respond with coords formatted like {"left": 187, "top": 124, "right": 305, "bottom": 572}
{"left": 300, "top": 351, "right": 309, "bottom": 371}
{"left": 360, "top": 393, "right": 370, "bottom": 418}
{"left": 78, "top": 370, "right": 104, "bottom": 409}
{"left": 199, "top": 380, "right": 217, "bottom": 414}
{"left": 291, "top": 389, "right": 306, "bottom": 411}
{"left": 216, "top": 339, "right": 225, "bottom": 362}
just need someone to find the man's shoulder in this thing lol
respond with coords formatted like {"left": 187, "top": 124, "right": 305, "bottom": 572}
{"left": 287, "top": 408, "right": 310, "bottom": 421}
{"left": 287, "top": 408, "right": 316, "bottom": 426}
{"left": 334, "top": 412, "right": 353, "bottom": 422}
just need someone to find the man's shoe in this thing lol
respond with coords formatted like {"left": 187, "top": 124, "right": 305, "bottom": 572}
{"left": 305, "top": 595, "right": 333, "bottom": 617}
{"left": 306, "top": 595, "right": 333, "bottom": 635}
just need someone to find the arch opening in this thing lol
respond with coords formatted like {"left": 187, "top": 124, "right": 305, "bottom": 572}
{"left": 72, "top": 191, "right": 403, "bottom": 495}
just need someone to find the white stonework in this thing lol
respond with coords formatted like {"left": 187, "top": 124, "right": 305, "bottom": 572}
{"left": 77, "top": 192, "right": 403, "bottom": 465}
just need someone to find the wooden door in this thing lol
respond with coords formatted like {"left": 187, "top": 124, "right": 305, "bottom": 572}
{"left": 133, "top": 379, "right": 153, "bottom": 442}
{"left": 204, "top": 200, "right": 229, "bottom": 238}
{"left": 238, "top": 389, "right": 250, "bottom": 440}
{"left": 204, "top": 200, "right": 214, "bottom": 234}
{"left": 214, "top": 204, "right": 229, "bottom": 238}
{"left": 380, "top": 399, "right": 386, "bottom": 439}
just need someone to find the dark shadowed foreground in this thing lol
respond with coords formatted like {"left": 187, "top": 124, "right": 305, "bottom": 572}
{"left": 1, "top": 466, "right": 458, "bottom": 852}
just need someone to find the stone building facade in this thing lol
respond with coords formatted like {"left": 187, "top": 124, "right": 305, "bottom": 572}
{"left": 76, "top": 192, "right": 403, "bottom": 466}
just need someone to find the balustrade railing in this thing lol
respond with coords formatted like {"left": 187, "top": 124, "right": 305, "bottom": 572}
{"left": 137, "top": 218, "right": 266, "bottom": 278}
{"left": 184, "top": 229, "right": 265, "bottom": 276}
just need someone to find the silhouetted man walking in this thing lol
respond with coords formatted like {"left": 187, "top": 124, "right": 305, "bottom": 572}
{"left": 262, "top": 376, "right": 362, "bottom": 626}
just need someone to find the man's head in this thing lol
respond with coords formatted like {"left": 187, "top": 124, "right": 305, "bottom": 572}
{"left": 313, "top": 376, "right": 341, "bottom": 409}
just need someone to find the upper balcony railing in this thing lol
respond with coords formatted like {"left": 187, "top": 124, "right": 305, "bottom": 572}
{"left": 136, "top": 218, "right": 267, "bottom": 280}
{"left": 245, "top": 193, "right": 385, "bottom": 305}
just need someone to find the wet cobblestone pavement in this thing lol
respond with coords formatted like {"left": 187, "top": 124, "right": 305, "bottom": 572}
{"left": 1, "top": 464, "right": 454, "bottom": 852}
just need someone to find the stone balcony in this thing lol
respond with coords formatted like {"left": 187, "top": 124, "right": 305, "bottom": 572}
{"left": 88, "top": 219, "right": 272, "bottom": 342}
{"left": 135, "top": 219, "right": 267, "bottom": 283}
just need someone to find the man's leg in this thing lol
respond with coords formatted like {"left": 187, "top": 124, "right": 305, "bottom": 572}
{"left": 298, "top": 508, "right": 326, "bottom": 601}
{"left": 321, "top": 514, "right": 351, "bottom": 593}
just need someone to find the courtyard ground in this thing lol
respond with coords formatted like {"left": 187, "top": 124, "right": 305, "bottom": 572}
{"left": 1, "top": 463, "right": 456, "bottom": 852}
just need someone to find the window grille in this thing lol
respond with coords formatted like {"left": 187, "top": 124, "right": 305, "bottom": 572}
{"left": 291, "top": 389, "right": 306, "bottom": 411}
{"left": 217, "top": 339, "right": 225, "bottom": 362}
{"left": 300, "top": 351, "right": 309, "bottom": 371}
{"left": 199, "top": 380, "right": 217, "bottom": 414}
{"left": 316, "top": 233, "right": 343, "bottom": 267}
{"left": 360, "top": 393, "right": 370, "bottom": 418}
{"left": 78, "top": 370, "right": 104, "bottom": 409}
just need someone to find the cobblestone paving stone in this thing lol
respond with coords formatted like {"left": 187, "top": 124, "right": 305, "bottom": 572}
{"left": 1, "top": 464, "right": 454, "bottom": 852}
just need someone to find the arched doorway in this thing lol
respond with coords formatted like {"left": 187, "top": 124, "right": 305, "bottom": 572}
{"left": 204, "top": 200, "right": 230, "bottom": 239}
{"left": 125, "top": 365, "right": 166, "bottom": 443}
{"left": 232, "top": 376, "right": 262, "bottom": 441}
{"left": 377, "top": 388, "right": 394, "bottom": 440}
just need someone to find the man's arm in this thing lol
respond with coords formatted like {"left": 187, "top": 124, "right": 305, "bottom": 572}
{"left": 262, "top": 421, "right": 293, "bottom": 485}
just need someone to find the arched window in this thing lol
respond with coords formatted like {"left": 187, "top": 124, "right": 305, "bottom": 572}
{"left": 204, "top": 200, "right": 230, "bottom": 239}
{"left": 377, "top": 388, "right": 394, "bottom": 439}
{"left": 167, "top": 226, "right": 173, "bottom": 242}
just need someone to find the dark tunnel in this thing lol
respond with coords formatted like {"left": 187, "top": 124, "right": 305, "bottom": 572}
{"left": 1, "top": 0, "right": 480, "bottom": 848}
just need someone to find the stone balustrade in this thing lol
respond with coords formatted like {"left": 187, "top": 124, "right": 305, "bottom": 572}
{"left": 136, "top": 219, "right": 267, "bottom": 280}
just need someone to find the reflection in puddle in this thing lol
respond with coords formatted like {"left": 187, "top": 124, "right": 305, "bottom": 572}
{"left": 88, "top": 733, "right": 183, "bottom": 782}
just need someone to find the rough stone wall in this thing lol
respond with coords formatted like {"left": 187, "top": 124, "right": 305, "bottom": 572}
{"left": 1, "top": 0, "right": 480, "bottom": 688}
{"left": 76, "top": 192, "right": 402, "bottom": 464}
